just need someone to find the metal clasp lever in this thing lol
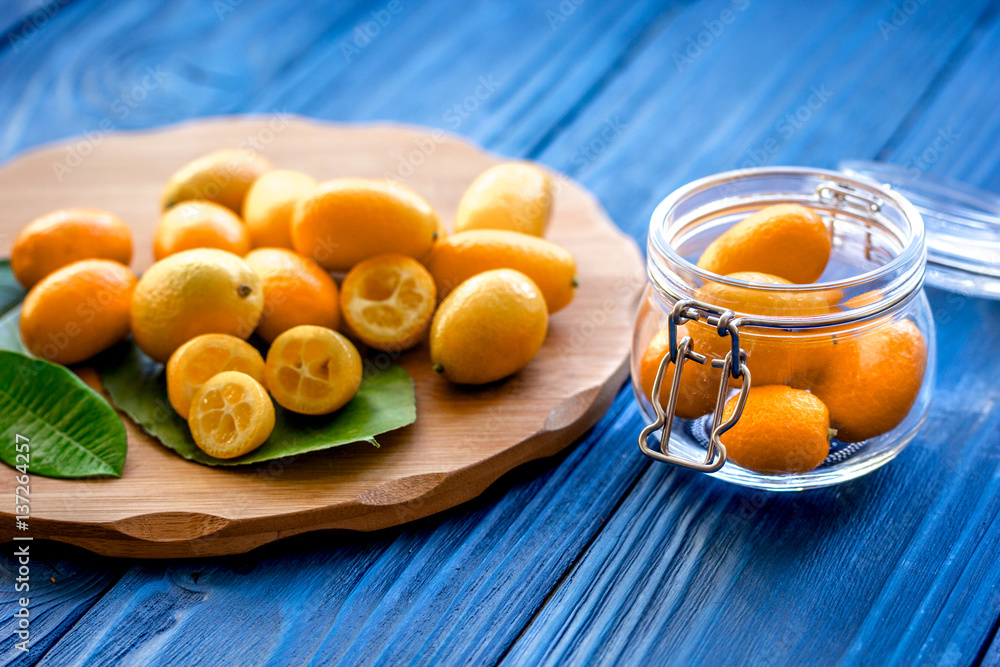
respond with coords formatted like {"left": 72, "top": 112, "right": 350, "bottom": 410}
{"left": 817, "top": 180, "right": 883, "bottom": 214}
{"left": 638, "top": 299, "right": 752, "bottom": 473}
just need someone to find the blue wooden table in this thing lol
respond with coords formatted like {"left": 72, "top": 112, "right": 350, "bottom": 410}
{"left": 3, "top": 0, "right": 1000, "bottom": 664}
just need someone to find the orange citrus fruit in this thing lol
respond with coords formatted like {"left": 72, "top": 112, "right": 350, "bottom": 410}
{"left": 242, "top": 169, "right": 316, "bottom": 249}
{"left": 809, "top": 318, "right": 927, "bottom": 442}
{"left": 131, "top": 248, "right": 264, "bottom": 363}
{"left": 425, "top": 229, "right": 576, "bottom": 313}
{"left": 166, "top": 334, "right": 266, "bottom": 419}
{"left": 430, "top": 269, "right": 548, "bottom": 384}
{"left": 694, "top": 271, "right": 833, "bottom": 317}
{"left": 292, "top": 178, "right": 439, "bottom": 272}
{"left": 244, "top": 248, "right": 340, "bottom": 343}
{"left": 455, "top": 162, "right": 553, "bottom": 236}
{"left": 264, "top": 325, "right": 362, "bottom": 415}
{"left": 161, "top": 148, "right": 272, "bottom": 213}
{"left": 689, "top": 271, "right": 835, "bottom": 387}
{"left": 153, "top": 200, "right": 251, "bottom": 261}
{"left": 188, "top": 371, "right": 275, "bottom": 459}
{"left": 19, "top": 259, "right": 136, "bottom": 365}
{"left": 340, "top": 254, "right": 436, "bottom": 352}
{"left": 11, "top": 208, "right": 133, "bottom": 289}
{"left": 418, "top": 217, "right": 449, "bottom": 266}
{"left": 697, "top": 204, "right": 831, "bottom": 284}
{"left": 721, "top": 385, "right": 832, "bottom": 474}
{"left": 639, "top": 324, "right": 720, "bottom": 420}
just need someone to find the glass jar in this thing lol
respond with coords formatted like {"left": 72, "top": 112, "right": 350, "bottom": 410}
{"left": 632, "top": 167, "right": 936, "bottom": 490}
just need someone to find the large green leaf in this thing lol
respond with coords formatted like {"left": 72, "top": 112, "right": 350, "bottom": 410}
{"left": 99, "top": 340, "right": 416, "bottom": 466}
{"left": 0, "top": 350, "right": 127, "bottom": 478}
{"left": 0, "top": 260, "right": 26, "bottom": 317}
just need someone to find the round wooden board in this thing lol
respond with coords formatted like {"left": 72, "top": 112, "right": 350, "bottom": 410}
{"left": 0, "top": 117, "right": 644, "bottom": 558}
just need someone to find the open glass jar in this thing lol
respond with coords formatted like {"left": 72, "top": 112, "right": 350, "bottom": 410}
{"left": 632, "top": 167, "right": 936, "bottom": 490}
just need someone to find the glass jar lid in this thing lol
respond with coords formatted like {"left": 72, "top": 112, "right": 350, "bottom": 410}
{"left": 839, "top": 160, "right": 1000, "bottom": 299}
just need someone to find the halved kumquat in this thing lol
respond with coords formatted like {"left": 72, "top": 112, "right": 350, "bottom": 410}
{"left": 188, "top": 371, "right": 275, "bottom": 459}
{"left": 264, "top": 325, "right": 362, "bottom": 415}
{"left": 340, "top": 254, "right": 436, "bottom": 352}
{"left": 166, "top": 334, "right": 266, "bottom": 419}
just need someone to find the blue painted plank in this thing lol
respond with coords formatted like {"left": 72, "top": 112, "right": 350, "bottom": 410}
{"left": 1, "top": 0, "right": 999, "bottom": 664}
{"left": 0, "top": 543, "right": 125, "bottom": 664}
{"left": 31, "top": 537, "right": 396, "bottom": 665}
{"left": 499, "top": 0, "right": 1000, "bottom": 661}
{"left": 877, "top": 3, "right": 1000, "bottom": 191}
{"left": 502, "top": 290, "right": 1000, "bottom": 667}
{"left": 475, "top": 2, "right": 683, "bottom": 155}
{"left": 0, "top": 0, "right": 380, "bottom": 157}
{"left": 537, "top": 0, "right": 995, "bottom": 239}
{"left": 0, "top": 0, "right": 66, "bottom": 40}
{"left": 983, "top": 629, "right": 1000, "bottom": 667}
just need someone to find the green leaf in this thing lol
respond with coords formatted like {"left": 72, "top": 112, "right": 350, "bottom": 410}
{"left": 99, "top": 340, "right": 416, "bottom": 466}
{"left": 0, "top": 257, "right": 416, "bottom": 469}
{"left": 0, "top": 260, "right": 26, "bottom": 317}
{"left": 0, "top": 350, "right": 127, "bottom": 478}
{"left": 0, "top": 305, "right": 29, "bottom": 355}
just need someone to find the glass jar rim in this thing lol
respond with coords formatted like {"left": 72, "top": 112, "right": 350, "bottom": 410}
{"left": 648, "top": 166, "right": 927, "bottom": 327}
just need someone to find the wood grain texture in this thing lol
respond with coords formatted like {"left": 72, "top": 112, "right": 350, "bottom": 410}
{"left": 2, "top": 0, "right": 1000, "bottom": 664}
{"left": 0, "top": 542, "right": 125, "bottom": 664}
{"left": 29, "top": 393, "right": 650, "bottom": 667}
{"left": 0, "top": 118, "right": 643, "bottom": 558}
{"left": 876, "top": 1, "right": 1000, "bottom": 191}
{"left": 0, "top": 0, "right": 671, "bottom": 661}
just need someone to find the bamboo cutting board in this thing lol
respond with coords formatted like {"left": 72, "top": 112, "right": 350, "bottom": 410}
{"left": 0, "top": 117, "right": 644, "bottom": 558}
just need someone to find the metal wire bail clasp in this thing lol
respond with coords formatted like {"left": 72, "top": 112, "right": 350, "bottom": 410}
{"left": 817, "top": 179, "right": 884, "bottom": 215}
{"left": 638, "top": 299, "right": 752, "bottom": 473}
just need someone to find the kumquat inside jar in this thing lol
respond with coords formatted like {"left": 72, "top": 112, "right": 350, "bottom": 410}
{"left": 632, "top": 167, "right": 936, "bottom": 490}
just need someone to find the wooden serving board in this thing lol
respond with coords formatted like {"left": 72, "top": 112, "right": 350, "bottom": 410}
{"left": 0, "top": 117, "right": 644, "bottom": 558}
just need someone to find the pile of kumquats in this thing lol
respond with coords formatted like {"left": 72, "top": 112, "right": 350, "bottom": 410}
{"left": 11, "top": 149, "right": 576, "bottom": 459}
